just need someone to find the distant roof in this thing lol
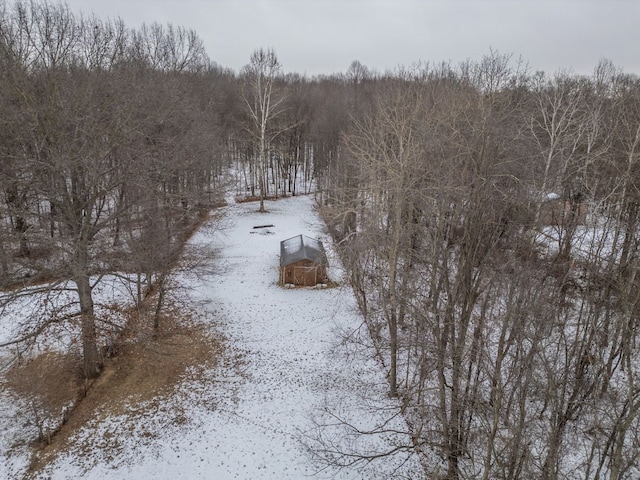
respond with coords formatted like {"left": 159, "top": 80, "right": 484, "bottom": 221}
{"left": 280, "top": 235, "right": 328, "bottom": 267}
{"left": 544, "top": 192, "right": 561, "bottom": 201}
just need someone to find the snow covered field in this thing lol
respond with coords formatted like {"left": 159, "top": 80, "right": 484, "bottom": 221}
{"left": 3, "top": 195, "right": 420, "bottom": 479}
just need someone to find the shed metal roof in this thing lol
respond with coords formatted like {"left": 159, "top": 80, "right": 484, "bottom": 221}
{"left": 280, "top": 235, "right": 328, "bottom": 267}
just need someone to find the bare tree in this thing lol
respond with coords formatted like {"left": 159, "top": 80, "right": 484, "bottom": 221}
{"left": 240, "top": 47, "right": 287, "bottom": 212}
{"left": 130, "top": 21, "right": 209, "bottom": 73}
{"left": 341, "top": 74, "right": 430, "bottom": 396}
{"left": 0, "top": 1, "right": 219, "bottom": 377}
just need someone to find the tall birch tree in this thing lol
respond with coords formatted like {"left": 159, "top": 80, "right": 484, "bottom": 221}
{"left": 241, "top": 48, "right": 287, "bottom": 212}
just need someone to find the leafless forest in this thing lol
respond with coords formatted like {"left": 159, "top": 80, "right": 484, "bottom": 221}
{"left": 1, "top": 2, "right": 640, "bottom": 479}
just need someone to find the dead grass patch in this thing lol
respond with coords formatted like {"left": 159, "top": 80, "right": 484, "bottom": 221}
{"left": 4, "top": 350, "right": 81, "bottom": 445}
{"left": 9, "top": 310, "right": 221, "bottom": 476}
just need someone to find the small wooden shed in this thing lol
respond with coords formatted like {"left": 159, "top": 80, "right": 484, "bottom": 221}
{"left": 279, "top": 235, "right": 328, "bottom": 286}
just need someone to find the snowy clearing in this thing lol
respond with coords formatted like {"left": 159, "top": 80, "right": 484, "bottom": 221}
{"left": 3, "top": 194, "right": 420, "bottom": 480}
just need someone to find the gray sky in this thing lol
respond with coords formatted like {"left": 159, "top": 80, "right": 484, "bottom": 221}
{"left": 62, "top": 0, "right": 640, "bottom": 77}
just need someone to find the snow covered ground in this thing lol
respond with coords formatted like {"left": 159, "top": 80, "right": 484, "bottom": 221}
{"left": 4, "top": 195, "right": 420, "bottom": 479}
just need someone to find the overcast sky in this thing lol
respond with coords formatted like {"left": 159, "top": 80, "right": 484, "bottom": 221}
{"left": 62, "top": 0, "right": 639, "bottom": 77}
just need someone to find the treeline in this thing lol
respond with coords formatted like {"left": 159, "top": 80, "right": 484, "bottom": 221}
{"left": 0, "top": 1, "right": 234, "bottom": 378}
{"left": 318, "top": 57, "right": 640, "bottom": 478}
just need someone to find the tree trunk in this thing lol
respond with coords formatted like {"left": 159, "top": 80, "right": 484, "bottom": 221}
{"left": 49, "top": 201, "right": 56, "bottom": 238}
{"left": 0, "top": 240, "right": 8, "bottom": 283}
{"left": 16, "top": 216, "right": 30, "bottom": 257}
{"left": 75, "top": 245, "right": 102, "bottom": 379}
{"left": 259, "top": 131, "right": 266, "bottom": 212}
{"left": 154, "top": 271, "right": 167, "bottom": 330}
{"left": 258, "top": 159, "right": 266, "bottom": 212}
{"left": 388, "top": 310, "right": 398, "bottom": 396}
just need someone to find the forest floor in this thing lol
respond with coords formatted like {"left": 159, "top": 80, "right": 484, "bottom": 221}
{"left": 1, "top": 194, "right": 420, "bottom": 480}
